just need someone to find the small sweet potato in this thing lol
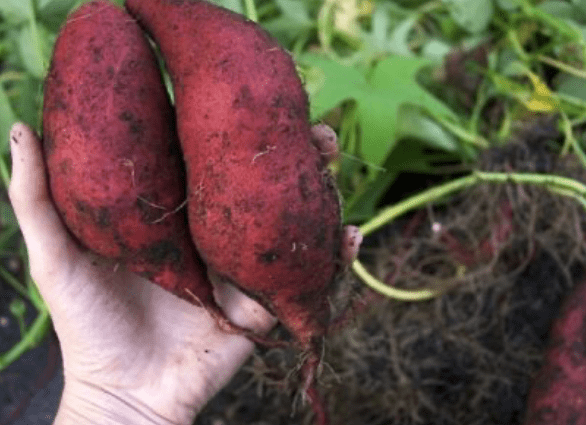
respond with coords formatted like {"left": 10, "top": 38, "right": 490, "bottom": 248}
{"left": 42, "top": 1, "right": 218, "bottom": 310}
{"left": 524, "top": 278, "right": 586, "bottom": 425}
{"left": 125, "top": 1, "right": 343, "bottom": 423}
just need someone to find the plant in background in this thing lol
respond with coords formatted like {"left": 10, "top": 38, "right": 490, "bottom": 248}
{"left": 2, "top": 0, "right": 586, "bottom": 374}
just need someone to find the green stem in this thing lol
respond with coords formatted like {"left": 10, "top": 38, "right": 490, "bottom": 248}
{"left": 360, "top": 170, "right": 586, "bottom": 237}
{"left": 0, "top": 155, "right": 11, "bottom": 189}
{"left": 432, "top": 114, "right": 489, "bottom": 149}
{"left": 547, "top": 186, "right": 586, "bottom": 210}
{"left": 560, "top": 110, "right": 586, "bottom": 168}
{"left": 519, "top": 0, "right": 583, "bottom": 42}
{"left": 0, "top": 226, "right": 19, "bottom": 250}
{"left": 359, "top": 174, "right": 476, "bottom": 237}
{"left": 0, "top": 250, "right": 28, "bottom": 256}
{"left": 507, "top": 29, "right": 530, "bottom": 62}
{"left": 355, "top": 170, "right": 586, "bottom": 300}
{"left": 26, "top": 0, "right": 44, "bottom": 77}
{"left": 0, "top": 71, "right": 24, "bottom": 85}
{"left": 353, "top": 261, "right": 445, "bottom": 301}
{"left": 0, "top": 242, "right": 51, "bottom": 371}
{"left": 469, "top": 80, "right": 488, "bottom": 135}
{"left": 256, "top": 2, "right": 277, "bottom": 20}
{"left": 0, "top": 308, "right": 50, "bottom": 371}
{"left": 417, "top": 0, "right": 444, "bottom": 15}
{"left": 243, "top": 0, "right": 258, "bottom": 22}
{"left": 538, "top": 55, "right": 586, "bottom": 80}
{"left": 0, "top": 266, "right": 30, "bottom": 301}
{"left": 571, "top": 113, "right": 586, "bottom": 127}
{"left": 558, "top": 92, "right": 586, "bottom": 110}
{"left": 473, "top": 170, "right": 586, "bottom": 195}
{"left": 15, "top": 314, "right": 26, "bottom": 338}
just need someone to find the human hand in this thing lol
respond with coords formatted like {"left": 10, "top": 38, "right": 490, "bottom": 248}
{"left": 8, "top": 122, "right": 276, "bottom": 425}
{"left": 8, "top": 122, "right": 360, "bottom": 425}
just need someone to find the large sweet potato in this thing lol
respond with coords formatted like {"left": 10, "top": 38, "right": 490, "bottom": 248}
{"left": 125, "top": 1, "right": 343, "bottom": 423}
{"left": 42, "top": 0, "right": 220, "bottom": 313}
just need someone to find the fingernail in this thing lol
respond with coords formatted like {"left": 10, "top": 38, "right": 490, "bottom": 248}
{"left": 9, "top": 133, "right": 16, "bottom": 154}
{"left": 9, "top": 124, "right": 22, "bottom": 149}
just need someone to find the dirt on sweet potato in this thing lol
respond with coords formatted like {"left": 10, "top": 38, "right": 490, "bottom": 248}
{"left": 125, "top": 1, "right": 343, "bottom": 423}
{"left": 42, "top": 0, "right": 216, "bottom": 308}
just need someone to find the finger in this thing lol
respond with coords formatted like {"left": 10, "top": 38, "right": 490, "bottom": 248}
{"left": 8, "top": 122, "right": 81, "bottom": 281}
{"left": 310, "top": 124, "right": 339, "bottom": 164}
{"left": 210, "top": 273, "right": 277, "bottom": 335}
{"left": 341, "top": 225, "right": 362, "bottom": 265}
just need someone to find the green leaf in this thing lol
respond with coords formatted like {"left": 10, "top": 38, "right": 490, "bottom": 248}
{"left": 489, "top": 66, "right": 560, "bottom": 112}
{"left": 344, "top": 139, "right": 438, "bottom": 221}
{"left": 443, "top": 0, "right": 494, "bottom": 34}
{"left": 555, "top": 72, "right": 586, "bottom": 102}
{"left": 360, "top": 56, "right": 457, "bottom": 167}
{"left": 538, "top": 1, "right": 575, "bottom": 19}
{"left": 421, "top": 39, "right": 452, "bottom": 61}
{"left": 302, "top": 53, "right": 457, "bottom": 170}
{"left": 17, "top": 22, "right": 53, "bottom": 79}
{"left": 344, "top": 169, "right": 397, "bottom": 221}
{"left": 576, "top": 0, "right": 586, "bottom": 16}
{"left": 0, "top": 83, "right": 17, "bottom": 156}
{"left": 396, "top": 106, "right": 459, "bottom": 152}
{"left": 523, "top": 1, "right": 583, "bottom": 42}
{"left": 370, "top": 5, "right": 390, "bottom": 51}
{"left": 388, "top": 16, "right": 417, "bottom": 56}
{"left": 36, "top": 0, "right": 68, "bottom": 9}
{"left": 496, "top": 0, "right": 519, "bottom": 10}
{"left": 13, "top": 77, "right": 43, "bottom": 130}
{"left": 301, "top": 55, "right": 367, "bottom": 119}
{"left": 262, "top": 0, "right": 313, "bottom": 41}
{"left": 274, "top": 0, "right": 312, "bottom": 27}
{"left": 0, "top": 201, "right": 17, "bottom": 228}
{"left": 209, "top": 0, "right": 243, "bottom": 14}
{"left": 381, "top": 138, "right": 437, "bottom": 174}
{"left": 0, "top": 0, "right": 30, "bottom": 24}
{"left": 36, "top": 0, "right": 78, "bottom": 31}
{"left": 538, "top": 1, "right": 586, "bottom": 24}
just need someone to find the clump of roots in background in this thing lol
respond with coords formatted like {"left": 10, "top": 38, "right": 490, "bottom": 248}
{"left": 195, "top": 125, "right": 586, "bottom": 425}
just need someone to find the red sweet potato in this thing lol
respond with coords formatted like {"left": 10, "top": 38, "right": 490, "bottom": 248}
{"left": 42, "top": 0, "right": 220, "bottom": 313}
{"left": 524, "top": 278, "right": 586, "bottom": 425}
{"left": 125, "top": 1, "right": 343, "bottom": 423}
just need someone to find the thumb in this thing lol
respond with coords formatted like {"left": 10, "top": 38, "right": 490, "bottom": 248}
{"left": 8, "top": 122, "right": 81, "bottom": 283}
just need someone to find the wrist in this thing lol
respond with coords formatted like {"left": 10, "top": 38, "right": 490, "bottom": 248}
{"left": 54, "top": 374, "right": 195, "bottom": 425}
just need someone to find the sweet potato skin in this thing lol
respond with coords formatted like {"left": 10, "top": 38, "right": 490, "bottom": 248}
{"left": 125, "top": 1, "right": 342, "bottom": 423}
{"left": 42, "top": 0, "right": 214, "bottom": 305}
{"left": 125, "top": 0, "right": 342, "bottom": 353}
{"left": 524, "top": 278, "right": 586, "bottom": 425}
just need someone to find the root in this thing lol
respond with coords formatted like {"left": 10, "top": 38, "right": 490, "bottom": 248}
{"left": 136, "top": 195, "right": 167, "bottom": 210}
{"left": 183, "top": 287, "right": 204, "bottom": 307}
{"left": 66, "top": 2, "right": 111, "bottom": 24}
{"left": 207, "top": 304, "right": 289, "bottom": 348}
{"left": 252, "top": 145, "right": 276, "bottom": 163}
{"left": 301, "top": 353, "right": 329, "bottom": 425}
{"left": 150, "top": 198, "right": 187, "bottom": 224}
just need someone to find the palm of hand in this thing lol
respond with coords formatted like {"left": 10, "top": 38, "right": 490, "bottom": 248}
{"left": 56, "top": 249, "right": 269, "bottom": 409}
{"left": 8, "top": 123, "right": 275, "bottom": 423}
